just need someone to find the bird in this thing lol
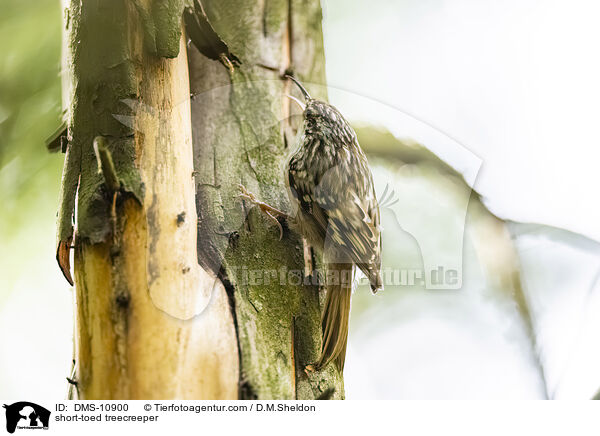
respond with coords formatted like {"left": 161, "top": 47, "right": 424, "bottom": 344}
{"left": 240, "top": 75, "right": 383, "bottom": 372}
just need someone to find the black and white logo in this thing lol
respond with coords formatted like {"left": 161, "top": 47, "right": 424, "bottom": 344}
{"left": 2, "top": 402, "right": 50, "bottom": 433}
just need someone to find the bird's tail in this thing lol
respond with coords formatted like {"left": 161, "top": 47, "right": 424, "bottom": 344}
{"left": 317, "top": 263, "right": 353, "bottom": 372}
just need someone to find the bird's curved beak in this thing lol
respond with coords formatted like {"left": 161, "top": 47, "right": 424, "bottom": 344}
{"left": 285, "top": 75, "right": 311, "bottom": 101}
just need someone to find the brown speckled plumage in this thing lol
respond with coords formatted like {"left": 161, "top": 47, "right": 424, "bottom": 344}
{"left": 285, "top": 77, "right": 383, "bottom": 371}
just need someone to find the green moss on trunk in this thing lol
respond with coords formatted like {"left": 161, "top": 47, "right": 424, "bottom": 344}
{"left": 189, "top": 0, "right": 344, "bottom": 399}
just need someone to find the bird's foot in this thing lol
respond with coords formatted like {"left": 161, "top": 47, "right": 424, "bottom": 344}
{"left": 303, "top": 364, "right": 316, "bottom": 375}
{"left": 238, "top": 184, "right": 287, "bottom": 240}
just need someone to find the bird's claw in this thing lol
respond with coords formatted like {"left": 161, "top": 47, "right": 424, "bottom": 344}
{"left": 238, "top": 184, "right": 256, "bottom": 202}
{"left": 304, "top": 364, "right": 316, "bottom": 375}
{"left": 238, "top": 184, "right": 284, "bottom": 240}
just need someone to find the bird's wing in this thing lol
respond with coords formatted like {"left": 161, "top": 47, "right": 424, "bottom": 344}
{"left": 287, "top": 151, "right": 329, "bottom": 244}
{"left": 314, "top": 164, "right": 382, "bottom": 289}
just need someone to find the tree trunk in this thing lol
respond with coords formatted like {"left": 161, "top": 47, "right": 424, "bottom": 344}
{"left": 59, "top": 0, "right": 343, "bottom": 399}
{"left": 188, "top": 0, "right": 344, "bottom": 400}
{"left": 61, "top": 0, "right": 237, "bottom": 399}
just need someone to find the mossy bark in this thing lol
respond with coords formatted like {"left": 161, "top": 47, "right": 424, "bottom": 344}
{"left": 60, "top": 0, "right": 342, "bottom": 399}
{"left": 189, "top": 0, "right": 344, "bottom": 398}
{"left": 62, "top": 0, "right": 238, "bottom": 399}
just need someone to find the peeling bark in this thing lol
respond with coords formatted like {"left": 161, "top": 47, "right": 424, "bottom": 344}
{"left": 59, "top": 0, "right": 340, "bottom": 400}
{"left": 62, "top": 0, "right": 238, "bottom": 399}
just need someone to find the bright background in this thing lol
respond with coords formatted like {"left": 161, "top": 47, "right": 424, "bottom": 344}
{"left": 1, "top": 0, "right": 600, "bottom": 399}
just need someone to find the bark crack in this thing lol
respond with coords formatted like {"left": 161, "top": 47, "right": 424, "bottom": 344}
{"left": 219, "top": 269, "right": 255, "bottom": 400}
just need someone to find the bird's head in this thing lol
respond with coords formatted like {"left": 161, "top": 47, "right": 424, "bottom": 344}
{"left": 285, "top": 75, "right": 353, "bottom": 139}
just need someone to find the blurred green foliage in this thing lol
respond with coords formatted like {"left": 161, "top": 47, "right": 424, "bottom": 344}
{"left": 0, "top": 0, "right": 63, "bottom": 299}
